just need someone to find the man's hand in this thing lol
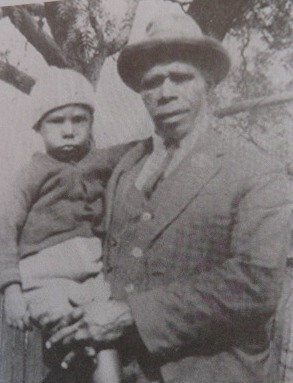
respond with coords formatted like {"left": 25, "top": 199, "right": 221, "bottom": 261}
{"left": 28, "top": 291, "right": 73, "bottom": 328}
{"left": 4, "top": 284, "right": 31, "bottom": 330}
{"left": 46, "top": 300, "right": 134, "bottom": 350}
{"left": 60, "top": 346, "right": 98, "bottom": 370}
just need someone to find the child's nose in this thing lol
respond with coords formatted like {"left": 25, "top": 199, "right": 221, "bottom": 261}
{"left": 62, "top": 121, "right": 74, "bottom": 137}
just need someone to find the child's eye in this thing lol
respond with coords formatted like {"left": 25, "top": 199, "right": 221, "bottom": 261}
{"left": 48, "top": 117, "right": 64, "bottom": 124}
{"left": 72, "top": 115, "right": 88, "bottom": 124}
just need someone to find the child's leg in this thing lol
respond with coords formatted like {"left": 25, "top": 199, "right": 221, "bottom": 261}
{"left": 19, "top": 237, "right": 103, "bottom": 290}
{"left": 92, "top": 349, "right": 121, "bottom": 383}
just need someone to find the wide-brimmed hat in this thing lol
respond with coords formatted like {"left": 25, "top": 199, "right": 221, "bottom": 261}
{"left": 30, "top": 67, "right": 95, "bottom": 131}
{"left": 118, "top": 12, "right": 231, "bottom": 92}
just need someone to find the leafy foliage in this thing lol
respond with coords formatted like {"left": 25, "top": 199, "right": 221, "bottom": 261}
{"left": 44, "top": 0, "right": 139, "bottom": 85}
{"left": 240, "top": 0, "right": 293, "bottom": 49}
{"left": 187, "top": 0, "right": 255, "bottom": 40}
{"left": 184, "top": 0, "right": 293, "bottom": 160}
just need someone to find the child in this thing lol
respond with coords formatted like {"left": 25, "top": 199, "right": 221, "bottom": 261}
{"left": 0, "top": 68, "right": 129, "bottom": 383}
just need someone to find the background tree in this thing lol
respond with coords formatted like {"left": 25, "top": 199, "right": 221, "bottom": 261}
{"left": 0, "top": 0, "right": 141, "bottom": 89}
{"left": 0, "top": 0, "right": 292, "bottom": 161}
{"left": 0, "top": 1, "right": 291, "bottom": 92}
{"left": 0, "top": 0, "right": 292, "bottom": 154}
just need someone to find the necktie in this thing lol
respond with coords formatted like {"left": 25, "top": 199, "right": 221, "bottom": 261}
{"left": 142, "top": 144, "right": 177, "bottom": 199}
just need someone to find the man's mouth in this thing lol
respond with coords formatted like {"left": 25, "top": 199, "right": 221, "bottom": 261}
{"left": 155, "top": 110, "right": 189, "bottom": 123}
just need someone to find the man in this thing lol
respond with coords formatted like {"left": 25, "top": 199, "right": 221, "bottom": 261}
{"left": 48, "top": 12, "right": 292, "bottom": 383}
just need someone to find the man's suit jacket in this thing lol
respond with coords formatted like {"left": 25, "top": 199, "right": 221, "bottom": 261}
{"left": 104, "top": 129, "right": 292, "bottom": 383}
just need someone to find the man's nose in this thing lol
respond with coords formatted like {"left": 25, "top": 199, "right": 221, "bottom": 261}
{"left": 159, "top": 78, "right": 176, "bottom": 102}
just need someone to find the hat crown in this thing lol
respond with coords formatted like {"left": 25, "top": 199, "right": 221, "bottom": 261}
{"left": 118, "top": 11, "right": 231, "bottom": 91}
{"left": 145, "top": 12, "right": 203, "bottom": 42}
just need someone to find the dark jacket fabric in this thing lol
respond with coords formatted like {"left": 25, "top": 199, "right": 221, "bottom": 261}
{"left": 104, "top": 129, "right": 293, "bottom": 383}
{"left": 0, "top": 143, "right": 132, "bottom": 291}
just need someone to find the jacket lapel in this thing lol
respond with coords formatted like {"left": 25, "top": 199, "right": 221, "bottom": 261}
{"left": 105, "top": 138, "right": 151, "bottom": 231}
{"left": 134, "top": 137, "right": 223, "bottom": 249}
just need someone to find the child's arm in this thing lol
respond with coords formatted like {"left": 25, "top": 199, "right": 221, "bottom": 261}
{"left": 0, "top": 164, "right": 37, "bottom": 292}
{"left": 4, "top": 284, "right": 31, "bottom": 330}
{"left": 95, "top": 141, "right": 137, "bottom": 173}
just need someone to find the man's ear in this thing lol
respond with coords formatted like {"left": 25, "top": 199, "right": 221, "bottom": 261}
{"left": 89, "top": 111, "right": 94, "bottom": 127}
{"left": 88, "top": 131, "right": 96, "bottom": 147}
{"left": 204, "top": 73, "right": 215, "bottom": 91}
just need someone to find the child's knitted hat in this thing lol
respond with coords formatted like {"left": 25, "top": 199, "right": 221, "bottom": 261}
{"left": 30, "top": 67, "right": 95, "bottom": 130}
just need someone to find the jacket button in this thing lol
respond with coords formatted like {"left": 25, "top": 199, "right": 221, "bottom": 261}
{"left": 124, "top": 284, "right": 135, "bottom": 293}
{"left": 110, "top": 237, "right": 117, "bottom": 247}
{"left": 131, "top": 247, "right": 143, "bottom": 258}
{"left": 141, "top": 212, "right": 152, "bottom": 222}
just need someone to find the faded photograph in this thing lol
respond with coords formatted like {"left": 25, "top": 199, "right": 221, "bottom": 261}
{"left": 0, "top": 1, "right": 292, "bottom": 383}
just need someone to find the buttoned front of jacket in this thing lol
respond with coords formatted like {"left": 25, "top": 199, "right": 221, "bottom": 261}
{"left": 104, "top": 130, "right": 292, "bottom": 383}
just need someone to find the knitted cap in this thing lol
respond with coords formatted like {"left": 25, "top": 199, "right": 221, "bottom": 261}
{"left": 30, "top": 68, "right": 95, "bottom": 130}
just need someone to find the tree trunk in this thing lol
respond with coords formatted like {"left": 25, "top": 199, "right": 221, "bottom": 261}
{"left": 214, "top": 91, "right": 293, "bottom": 118}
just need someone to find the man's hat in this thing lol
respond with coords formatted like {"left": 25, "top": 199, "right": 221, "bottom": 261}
{"left": 118, "top": 12, "right": 231, "bottom": 92}
{"left": 30, "top": 68, "right": 95, "bottom": 131}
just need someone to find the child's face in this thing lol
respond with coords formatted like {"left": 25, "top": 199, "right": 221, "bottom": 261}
{"left": 39, "top": 105, "right": 93, "bottom": 160}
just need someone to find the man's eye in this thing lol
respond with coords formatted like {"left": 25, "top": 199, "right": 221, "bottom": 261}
{"left": 141, "top": 77, "right": 162, "bottom": 90}
{"left": 171, "top": 73, "right": 194, "bottom": 83}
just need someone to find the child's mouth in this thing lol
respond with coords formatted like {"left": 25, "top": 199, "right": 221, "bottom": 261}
{"left": 61, "top": 145, "right": 76, "bottom": 151}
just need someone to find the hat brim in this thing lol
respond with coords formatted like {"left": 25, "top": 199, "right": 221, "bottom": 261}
{"left": 32, "top": 103, "right": 94, "bottom": 131}
{"left": 118, "top": 37, "right": 231, "bottom": 92}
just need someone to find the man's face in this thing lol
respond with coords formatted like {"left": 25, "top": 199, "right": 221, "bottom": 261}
{"left": 140, "top": 60, "right": 207, "bottom": 142}
{"left": 39, "top": 105, "right": 92, "bottom": 159}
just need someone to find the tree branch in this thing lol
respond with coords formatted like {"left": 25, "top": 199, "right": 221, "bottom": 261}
{"left": 2, "top": 5, "right": 68, "bottom": 68}
{"left": 23, "top": 4, "right": 45, "bottom": 18}
{"left": 214, "top": 91, "right": 293, "bottom": 118}
{"left": 0, "top": 60, "right": 35, "bottom": 94}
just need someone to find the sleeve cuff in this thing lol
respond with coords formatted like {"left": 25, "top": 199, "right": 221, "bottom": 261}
{"left": 0, "top": 269, "right": 21, "bottom": 292}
